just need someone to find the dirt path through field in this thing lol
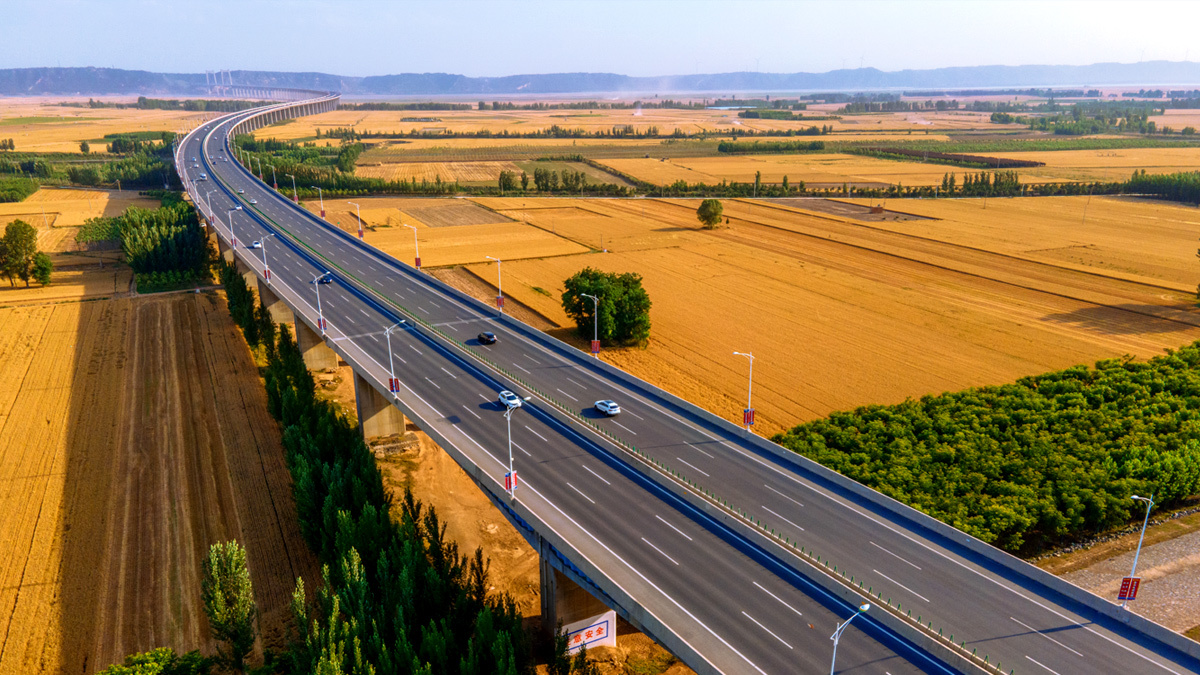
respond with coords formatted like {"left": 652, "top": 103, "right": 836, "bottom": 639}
{"left": 0, "top": 293, "right": 316, "bottom": 674}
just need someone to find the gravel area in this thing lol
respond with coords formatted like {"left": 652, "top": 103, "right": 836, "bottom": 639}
{"left": 1063, "top": 528, "right": 1200, "bottom": 631}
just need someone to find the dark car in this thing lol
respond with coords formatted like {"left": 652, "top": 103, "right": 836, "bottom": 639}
{"left": 311, "top": 274, "right": 333, "bottom": 285}
{"left": 478, "top": 331, "right": 497, "bottom": 344}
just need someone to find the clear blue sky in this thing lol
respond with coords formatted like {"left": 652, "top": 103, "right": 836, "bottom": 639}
{"left": 3, "top": 0, "right": 1198, "bottom": 77}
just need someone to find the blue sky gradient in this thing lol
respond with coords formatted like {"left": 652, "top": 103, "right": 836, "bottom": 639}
{"left": 2, "top": 0, "right": 1198, "bottom": 77}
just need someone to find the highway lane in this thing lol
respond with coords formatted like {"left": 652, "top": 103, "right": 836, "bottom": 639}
{"left": 183, "top": 107, "right": 1200, "bottom": 675}
{"left": 183, "top": 118, "right": 937, "bottom": 674}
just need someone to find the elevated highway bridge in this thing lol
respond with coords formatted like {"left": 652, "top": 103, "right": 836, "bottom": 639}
{"left": 174, "top": 92, "right": 1200, "bottom": 675}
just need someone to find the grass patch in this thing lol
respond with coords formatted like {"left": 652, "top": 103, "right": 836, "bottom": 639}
{"left": 0, "top": 116, "right": 90, "bottom": 125}
{"left": 626, "top": 653, "right": 677, "bottom": 675}
{"left": 531, "top": 286, "right": 552, "bottom": 297}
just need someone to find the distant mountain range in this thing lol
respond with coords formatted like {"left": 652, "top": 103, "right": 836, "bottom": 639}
{"left": 3, "top": 61, "right": 1200, "bottom": 97}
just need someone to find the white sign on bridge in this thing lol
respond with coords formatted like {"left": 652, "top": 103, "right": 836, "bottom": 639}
{"left": 564, "top": 609, "right": 617, "bottom": 653}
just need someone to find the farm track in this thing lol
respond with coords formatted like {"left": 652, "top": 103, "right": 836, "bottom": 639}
{"left": 0, "top": 294, "right": 316, "bottom": 675}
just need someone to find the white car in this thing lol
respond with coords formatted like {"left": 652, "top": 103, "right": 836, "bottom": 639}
{"left": 498, "top": 390, "right": 522, "bottom": 409}
{"left": 249, "top": 240, "right": 262, "bottom": 249}
{"left": 237, "top": 188, "right": 245, "bottom": 194}
{"left": 249, "top": 198, "right": 257, "bottom": 204}
{"left": 594, "top": 400, "right": 621, "bottom": 416}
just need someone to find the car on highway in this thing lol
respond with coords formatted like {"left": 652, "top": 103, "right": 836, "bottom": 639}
{"left": 249, "top": 240, "right": 262, "bottom": 249}
{"left": 594, "top": 400, "right": 621, "bottom": 416}
{"left": 249, "top": 198, "right": 257, "bottom": 204}
{"left": 311, "top": 274, "right": 333, "bottom": 285}
{"left": 237, "top": 188, "right": 245, "bottom": 194}
{"left": 498, "top": 390, "right": 522, "bottom": 409}
{"left": 478, "top": 331, "right": 497, "bottom": 344}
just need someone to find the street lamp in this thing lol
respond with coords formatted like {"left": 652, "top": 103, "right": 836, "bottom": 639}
{"left": 384, "top": 320, "right": 406, "bottom": 397}
{"left": 254, "top": 156, "right": 263, "bottom": 181}
{"left": 1123, "top": 494, "right": 1155, "bottom": 608}
{"left": 830, "top": 603, "right": 870, "bottom": 675}
{"left": 227, "top": 205, "right": 242, "bottom": 248}
{"left": 204, "top": 190, "right": 215, "bottom": 220}
{"left": 311, "top": 186, "right": 325, "bottom": 217}
{"left": 504, "top": 397, "right": 531, "bottom": 498}
{"left": 485, "top": 255, "right": 503, "bottom": 314}
{"left": 269, "top": 164, "right": 277, "bottom": 190}
{"left": 349, "top": 201, "right": 364, "bottom": 240}
{"left": 581, "top": 293, "right": 601, "bottom": 358}
{"left": 733, "top": 351, "right": 755, "bottom": 430}
{"left": 312, "top": 271, "right": 331, "bottom": 335}
{"left": 403, "top": 223, "right": 421, "bottom": 269}
{"left": 286, "top": 173, "right": 298, "bottom": 202}
{"left": 259, "top": 233, "right": 276, "bottom": 284}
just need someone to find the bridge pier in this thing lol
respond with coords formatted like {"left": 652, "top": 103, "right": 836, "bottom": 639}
{"left": 294, "top": 317, "right": 339, "bottom": 371}
{"left": 235, "top": 256, "right": 257, "bottom": 289}
{"left": 353, "top": 370, "right": 406, "bottom": 439}
{"left": 216, "top": 234, "right": 234, "bottom": 264}
{"left": 256, "top": 278, "right": 294, "bottom": 325}
{"left": 540, "top": 537, "right": 617, "bottom": 651}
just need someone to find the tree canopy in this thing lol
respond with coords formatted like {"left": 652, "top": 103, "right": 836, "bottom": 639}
{"left": 201, "top": 541, "right": 256, "bottom": 672}
{"left": 696, "top": 199, "right": 723, "bottom": 228}
{"left": 2, "top": 220, "right": 38, "bottom": 287}
{"left": 774, "top": 345, "right": 1200, "bottom": 553}
{"left": 561, "top": 267, "right": 652, "bottom": 345}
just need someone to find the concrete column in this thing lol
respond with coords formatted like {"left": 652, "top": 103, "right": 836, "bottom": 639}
{"left": 235, "top": 256, "right": 257, "bottom": 290}
{"left": 294, "top": 316, "right": 338, "bottom": 371}
{"left": 257, "top": 277, "right": 294, "bottom": 325}
{"left": 217, "top": 235, "right": 234, "bottom": 263}
{"left": 540, "top": 538, "right": 610, "bottom": 635}
{"left": 353, "top": 370, "right": 406, "bottom": 439}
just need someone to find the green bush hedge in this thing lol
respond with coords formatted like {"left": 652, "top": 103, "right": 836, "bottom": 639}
{"left": 774, "top": 345, "right": 1200, "bottom": 553}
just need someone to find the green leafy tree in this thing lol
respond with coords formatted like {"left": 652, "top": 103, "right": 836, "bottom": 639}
{"left": 201, "top": 541, "right": 257, "bottom": 673}
{"left": 32, "top": 252, "right": 52, "bottom": 287}
{"left": 4, "top": 220, "right": 38, "bottom": 287}
{"left": 80, "top": 140, "right": 90, "bottom": 154}
{"left": 696, "top": 199, "right": 723, "bottom": 228}
{"left": 97, "top": 648, "right": 212, "bottom": 675}
{"left": 561, "top": 267, "right": 652, "bottom": 345}
{"left": 520, "top": 171, "right": 529, "bottom": 190}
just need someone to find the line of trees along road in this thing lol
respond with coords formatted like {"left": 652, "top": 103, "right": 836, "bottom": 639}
{"left": 774, "top": 345, "right": 1200, "bottom": 554}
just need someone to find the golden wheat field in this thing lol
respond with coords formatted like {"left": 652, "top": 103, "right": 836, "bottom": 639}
{"left": 0, "top": 97, "right": 212, "bottom": 153}
{"left": 836, "top": 195, "right": 1200, "bottom": 288}
{"left": 0, "top": 293, "right": 316, "bottom": 674}
{"left": 251, "top": 107, "right": 970, "bottom": 144}
{"left": 989, "top": 147, "right": 1200, "bottom": 181}
{"left": 598, "top": 153, "right": 1081, "bottom": 187}
{"left": 452, "top": 196, "right": 1200, "bottom": 434}
{"left": 303, "top": 197, "right": 588, "bottom": 267}
{"left": 356, "top": 160, "right": 523, "bottom": 183}
{"left": 0, "top": 188, "right": 159, "bottom": 229}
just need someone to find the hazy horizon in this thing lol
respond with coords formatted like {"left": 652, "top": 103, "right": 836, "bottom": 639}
{"left": 2, "top": 0, "right": 1198, "bottom": 79}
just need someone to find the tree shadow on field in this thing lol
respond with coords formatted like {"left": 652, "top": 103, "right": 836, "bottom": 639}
{"left": 1040, "top": 303, "right": 1200, "bottom": 335}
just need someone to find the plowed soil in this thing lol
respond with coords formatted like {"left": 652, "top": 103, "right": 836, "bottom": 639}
{"left": 0, "top": 292, "right": 316, "bottom": 674}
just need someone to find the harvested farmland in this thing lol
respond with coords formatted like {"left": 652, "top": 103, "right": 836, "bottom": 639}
{"left": 355, "top": 160, "right": 522, "bottom": 183}
{"left": 0, "top": 97, "right": 208, "bottom": 154}
{"left": 463, "top": 197, "right": 1200, "bottom": 435}
{"left": 596, "top": 154, "right": 1076, "bottom": 188}
{"left": 838, "top": 195, "right": 1200, "bottom": 289}
{"left": 0, "top": 293, "right": 316, "bottom": 673}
